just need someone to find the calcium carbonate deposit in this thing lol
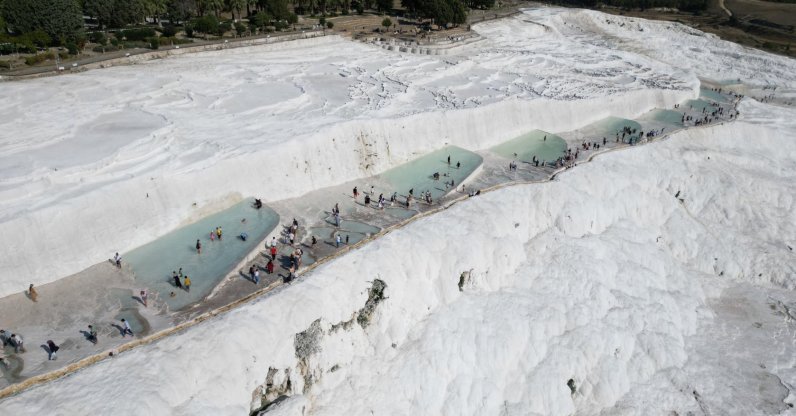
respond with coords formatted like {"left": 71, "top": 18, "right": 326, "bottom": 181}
{"left": 0, "top": 6, "right": 795, "bottom": 416}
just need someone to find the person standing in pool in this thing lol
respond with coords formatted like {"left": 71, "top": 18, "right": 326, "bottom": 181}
{"left": 345, "top": 235, "right": 349, "bottom": 245}
{"left": 216, "top": 226, "right": 223, "bottom": 240}
{"left": 120, "top": 319, "right": 134, "bottom": 337}
{"left": 87, "top": 325, "right": 98, "bottom": 344}
{"left": 184, "top": 275, "right": 191, "bottom": 292}
{"left": 140, "top": 290, "right": 148, "bottom": 307}
{"left": 11, "top": 333, "right": 23, "bottom": 353}
{"left": 196, "top": 239, "right": 202, "bottom": 254}
{"left": 173, "top": 271, "right": 182, "bottom": 289}
{"left": 210, "top": 230, "right": 215, "bottom": 241}
{"left": 456, "top": 161, "right": 460, "bottom": 169}
{"left": 46, "top": 340, "right": 59, "bottom": 360}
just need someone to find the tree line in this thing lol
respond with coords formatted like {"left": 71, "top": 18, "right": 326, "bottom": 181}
{"left": 0, "top": 0, "right": 479, "bottom": 56}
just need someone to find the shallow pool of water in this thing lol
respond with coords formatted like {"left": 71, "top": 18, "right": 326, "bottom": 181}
{"left": 384, "top": 207, "right": 416, "bottom": 220}
{"left": 685, "top": 99, "right": 715, "bottom": 114}
{"left": 643, "top": 109, "right": 685, "bottom": 126}
{"left": 310, "top": 227, "right": 367, "bottom": 246}
{"left": 700, "top": 88, "right": 729, "bottom": 103}
{"left": 379, "top": 146, "right": 482, "bottom": 200}
{"left": 125, "top": 199, "right": 280, "bottom": 311}
{"left": 491, "top": 130, "right": 566, "bottom": 163}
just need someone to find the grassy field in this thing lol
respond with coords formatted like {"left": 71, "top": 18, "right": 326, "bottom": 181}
{"left": 601, "top": 0, "right": 795, "bottom": 58}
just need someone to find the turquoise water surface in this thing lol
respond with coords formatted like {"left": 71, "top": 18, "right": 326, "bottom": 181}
{"left": 380, "top": 145, "right": 482, "bottom": 200}
{"left": 125, "top": 199, "right": 280, "bottom": 311}
{"left": 491, "top": 130, "right": 566, "bottom": 163}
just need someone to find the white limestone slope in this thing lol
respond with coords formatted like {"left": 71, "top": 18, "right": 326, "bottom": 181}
{"left": 0, "top": 11, "right": 702, "bottom": 297}
{"left": 2, "top": 99, "right": 794, "bottom": 415}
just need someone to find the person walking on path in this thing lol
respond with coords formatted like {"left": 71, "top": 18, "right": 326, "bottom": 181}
{"left": 184, "top": 276, "right": 191, "bottom": 292}
{"left": 270, "top": 245, "right": 278, "bottom": 261}
{"left": 346, "top": 235, "right": 350, "bottom": 245}
{"left": 87, "top": 325, "right": 98, "bottom": 344}
{"left": 266, "top": 259, "right": 274, "bottom": 274}
{"left": 140, "top": 289, "right": 148, "bottom": 307}
{"left": 353, "top": 186, "right": 359, "bottom": 199}
{"left": 120, "top": 319, "right": 134, "bottom": 337}
{"left": 196, "top": 239, "right": 202, "bottom": 254}
{"left": 28, "top": 284, "right": 38, "bottom": 302}
{"left": 46, "top": 340, "right": 59, "bottom": 360}
{"left": 173, "top": 271, "right": 182, "bottom": 289}
{"left": 336, "top": 234, "right": 342, "bottom": 248}
{"left": 253, "top": 268, "right": 260, "bottom": 284}
{"left": 114, "top": 252, "right": 122, "bottom": 268}
{"left": 270, "top": 237, "right": 277, "bottom": 248}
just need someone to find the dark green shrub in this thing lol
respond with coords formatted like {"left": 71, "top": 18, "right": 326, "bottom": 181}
{"left": 148, "top": 36, "right": 159, "bottom": 49}
{"left": 193, "top": 15, "right": 219, "bottom": 34}
{"left": 92, "top": 44, "right": 119, "bottom": 52}
{"left": 234, "top": 22, "right": 247, "bottom": 35}
{"left": 119, "top": 28, "right": 156, "bottom": 41}
{"left": 162, "top": 24, "right": 177, "bottom": 37}
{"left": 89, "top": 32, "right": 108, "bottom": 46}
{"left": 24, "top": 51, "right": 54, "bottom": 66}
{"left": 65, "top": 41, "right": 78, "bottom": 55}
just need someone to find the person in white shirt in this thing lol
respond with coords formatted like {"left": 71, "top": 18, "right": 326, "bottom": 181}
{"left": 120, "top": 319, "right": 134, "bottom": 337}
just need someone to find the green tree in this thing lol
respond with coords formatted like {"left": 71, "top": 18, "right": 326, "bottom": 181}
{"left": 376, "top": 0, "right": 391, "bottom": 12}
{"left": 406, "top": 0, "right": 466, "bottom": 26}
{"left": 227, "top": 0, "right": 246, "bottom": 19}
{"left": 251, "top": 11, "right": 272, "bottom": 28}
{"left": 193, "top": 14, "right": 219, "bottom": 33}
{"left": 381, "top": 17, "right": 391, "bottom": 28}
{"left": 199, "top": 0, "right": 224, "bottom": 15}
{"left": 326, "top": 20, "right": 333, "bottom": 28}
{"left": 2, "top": 0, "right": 83, "bottom": 43}
{"left": 467, "top": 0, "right": 493, "bottom": 8}
{"left": 260, "top": 0, "right": 290, "bottom": 20}
{"left": 166, "top": 0, "right": 196, "bottom": 22}
{"left": 142, "top": 0, "right": 167, "bottom": 24}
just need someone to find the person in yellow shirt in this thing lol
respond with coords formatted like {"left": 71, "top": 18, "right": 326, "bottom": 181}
{"left": 184, "top": 276, "right": 191, "bottom": 292}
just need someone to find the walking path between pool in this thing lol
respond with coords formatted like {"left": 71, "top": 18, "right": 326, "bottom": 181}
{"left": 0, "top": 87, "right": 741, "bottom": 399}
